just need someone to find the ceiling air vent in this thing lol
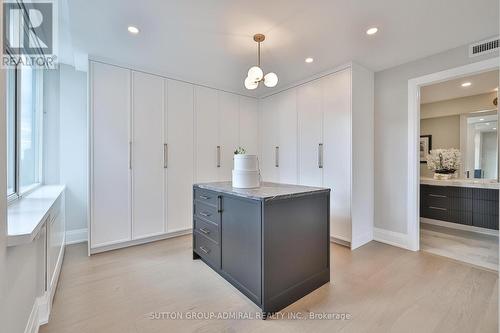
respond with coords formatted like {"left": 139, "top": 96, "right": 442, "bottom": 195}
{"left": 469, "top": 37, "right": 499, "bottom": 57}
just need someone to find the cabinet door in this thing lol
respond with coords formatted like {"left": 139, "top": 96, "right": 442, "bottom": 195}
{"left": 323, "top": 70, "right": 351, "bottom": 240}
{"left": 221, "top": 195, "right": 262, "bottom": 304}
{"left": 277, "top": 89, "right": 298, "bottom": 184}
{"left": 297, "top": 79, "right": 323, "bottom": 187}
{"left": 219, "top": 92, "right": 239, "bottom": 181}
{"left": 239, "top": 96, "right": 259, "bottom": 155}
{"left": 132, "top": 72, "right": 166, "bottom": 239}
{"left": 167, "top": 80, "right": 194, "bottom": 232}
{"left": 91, "top": 62, "right": 131, "bottom": 248}
{"left": 260, "top": 96, "right": 279, "bottom": 182}
{"left": 195, "top": 86, "right": 219, "bottom": 182}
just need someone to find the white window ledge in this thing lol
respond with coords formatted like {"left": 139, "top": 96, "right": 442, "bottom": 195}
{"left": 7, "top": 185, "right": 65, "bottom": 247}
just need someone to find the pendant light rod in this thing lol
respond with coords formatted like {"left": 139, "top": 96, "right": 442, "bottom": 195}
{"left": 253, "top": 33, "right": 265, "bottom": 69}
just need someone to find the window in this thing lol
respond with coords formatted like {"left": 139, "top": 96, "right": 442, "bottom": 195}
{"left": 6, "top": 64, "right": 44, "bottom": 200}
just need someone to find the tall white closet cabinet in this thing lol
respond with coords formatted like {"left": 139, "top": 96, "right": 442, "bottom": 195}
{"left": 90, "top": 61, "right": 259, "bottom": 253}
{"left": 259, "top": 63, "right": 374, "bottom": 250}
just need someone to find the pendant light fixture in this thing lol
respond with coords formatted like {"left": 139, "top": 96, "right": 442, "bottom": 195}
{"left": 245, "top": 34, "right": 278, "bottom": 90}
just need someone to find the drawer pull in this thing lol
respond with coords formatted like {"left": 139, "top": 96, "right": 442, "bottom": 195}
{"left": 429, "top": 194, "right": 447, "bottom": 198}
{"left": 199, "top": 212, "right": 211, "bottom": 217}
{"left": 199, "top": 228, "right": 210, "bottom": 235}
{"left": 429, "top": 206, "right": 447, "bottom": 211}
{"left": 199, "top": 195, "right": 211, "bottom": 200}
{"left": 200, "top": 246, "right": 210, "bottom": 254}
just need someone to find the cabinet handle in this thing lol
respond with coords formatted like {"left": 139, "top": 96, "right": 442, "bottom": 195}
{"left": 217, "top": 195, "right": 222, "bottom": 213}
{"left": 429, "top": 194, "right": 446, "bottom": 198}
{"left": 199, "top": 246, "right": 210, "bottom": 254}
{"left": 217, "top": 146, "right": 221, "bottom": 168}
{"left": 163, "top": 143, "right": 168, "bottom": 168}
{"left": 429, "top": 206, "right": 447, "bottom": 211}
{"left": 199, "top": 228, "right": 210, "bottom": 235}
{"left": 275, "top": 146, "right": 279, "bottom": 167}
{"left": 199, "top": 195, "right": 210, "bottom": 200}
{"left": 199, "top": 212, "right": 211, "bottom": 217}
{"left": 129, "top": 141, "right": 132, "bottom": 169}
{"left": 318, "top": 143, "right": 323, "bottom": 169}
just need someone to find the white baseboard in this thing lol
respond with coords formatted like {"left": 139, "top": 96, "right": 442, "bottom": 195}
{"left": 90, "top": 228, "right": 192, "bottom": 254}
{"left": 24, "top": 298, "right": 39, "bottom": 333}
{"left": 373, "top": 227, "right": 409, "bottom": 250}
{"left": 66, "top": 228, "right": 88, "bottom": 245}
{"left": 420, "top": 218, "right": 499, "bottom": 236}
{"left": 351, "top": 231, "right": 374, "bottom": 250}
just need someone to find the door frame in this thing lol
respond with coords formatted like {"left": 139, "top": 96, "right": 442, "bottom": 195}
{"left": 407, "top": 57, "right": 499, "bottom": 251}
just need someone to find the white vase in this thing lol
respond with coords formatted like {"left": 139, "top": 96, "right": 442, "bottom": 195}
{"left": 232, "top": 154, "right": 260, "bottom": 188}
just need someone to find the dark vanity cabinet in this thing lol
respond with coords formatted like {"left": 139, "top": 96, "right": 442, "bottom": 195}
{"left": 420, "top": 185, "right": 499, "bottom": 230}
{"left": 192, "top": 183, "right": 330, "bottom": 317}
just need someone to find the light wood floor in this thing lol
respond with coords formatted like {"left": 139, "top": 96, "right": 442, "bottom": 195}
{"left": 40, "top": 236, "right": 498, "bottom": 333}
{"left": 421, "top": 223, "right": 499, "bottom": 271}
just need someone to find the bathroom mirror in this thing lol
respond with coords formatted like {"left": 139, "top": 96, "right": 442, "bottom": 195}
{"left": 462, "top": 111, "right": 498, "bottom": 179}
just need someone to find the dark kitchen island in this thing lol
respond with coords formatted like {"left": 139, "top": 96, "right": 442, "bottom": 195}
{"left": 192, "top": 182, "right": 331, "bottom": 319}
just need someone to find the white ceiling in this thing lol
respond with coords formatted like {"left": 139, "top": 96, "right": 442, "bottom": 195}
{"left": 421, "top": 70, "right": 499, "bottom": 104}
{"left": 66, "top": 0, "right": 499, "bottom": 97}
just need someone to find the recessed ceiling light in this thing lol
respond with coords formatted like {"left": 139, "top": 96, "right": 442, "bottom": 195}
{"left": 128, "top": 26, "right": 139, "bottom": 34}
{"left": 366, "top": 27, "right": 378, "bottom": 35}
{"left": 461, "top": 82, "right": 471, "bottom": 87}
{"left": 480, "top": 118, "right": 485, "bottom": 121}
{"left": 305, "top": 57, "right": 314, "bottom": 63}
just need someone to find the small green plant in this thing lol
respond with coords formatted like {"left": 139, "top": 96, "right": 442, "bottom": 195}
{"left": 234, "top": 147, "right": 246, "bottom": 155}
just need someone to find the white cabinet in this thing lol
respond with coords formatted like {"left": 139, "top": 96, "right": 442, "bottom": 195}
{"left": 219, "top": 92, "right": 239, "bottom": 181}
{"left": 276, "top": 89, "right": 298, "bottom": 184}
{"left": 298, "top": 79, "right": 323, "bottom": 187}
{"left": 131, "top": 72, "right": 166, "bottom": 239}
{"left": 260, "top": 64, "right": 374, "bottom": 250}
{"left": 90, "top": 62, "right": 131, "bottom": 248}
{"left": 195, "top": 88, "right": 241, "bottom": 183}
{"left": 239, "top": 96, "right": 259, "bottom": 155}
{"left": 166, "top": 79, "right": 194, "bottom": 233}
{"left": 260, "top": 89, "right": 298, "bottom": 184}
{"left": 90, "top": 61, "right": 258, "bottom": 253}
{"left": 195, "top": 86, "right": 219, "bottom": 182}
{"left": 260, "top": 95, "right": 279, "bottom": 182}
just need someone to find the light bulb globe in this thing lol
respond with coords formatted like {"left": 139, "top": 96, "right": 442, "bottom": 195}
{"left": 244, "top": 76, "right": 258, "bottom": 90}
{"left": 247, "top": 66, "right": 263, "bottom": 82}
{"left": 264, "top": 72, "right": 278, "bottom": 88}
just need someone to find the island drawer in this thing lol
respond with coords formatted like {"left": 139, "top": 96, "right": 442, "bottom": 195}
{"left": 194, "top": 201, "right": 219, "bottom": 225}
{"left": 194, "top": 188, "right": 218, "bottom": 207}
{"left": 194, "top": 218, "right": 219, "bottom": 244}
{"left": 194, "top": 232, "right": 220, "bottom": 268}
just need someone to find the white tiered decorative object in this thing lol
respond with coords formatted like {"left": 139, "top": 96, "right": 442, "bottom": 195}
{"left": 232, "top": 154, "right": 260, "bottom": 188}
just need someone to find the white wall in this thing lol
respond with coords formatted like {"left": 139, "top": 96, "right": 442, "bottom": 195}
{"left": 43, "top": 64, "right": 88, "bottom": 235}
{"left": 420, "top": 115, "right": 461, "bottom": 177}
{"left": 374, "top": 43, "right": 498, "bottom": 234}
{"left": 420, "top": 92, "right": 497, "bottom": 119}
{"left": 59, "top": 64, "right": 88, "bottom": 233}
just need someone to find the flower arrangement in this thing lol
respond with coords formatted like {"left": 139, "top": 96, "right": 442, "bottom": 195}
{"left": 234, "top": 147, "right": 246, "bottom": 155}
{"left": 426, "top": 148, "right": 461, "bottom": 179}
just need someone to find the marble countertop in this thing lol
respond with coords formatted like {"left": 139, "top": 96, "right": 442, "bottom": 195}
{"left": 421, "top": 177, "right": 499, "bottom": 189}
{"left": 195, "top": 182, "right": 330, "bottom": 201}
{"left": 8, "top": 185, "right": 65, "bottom": 247}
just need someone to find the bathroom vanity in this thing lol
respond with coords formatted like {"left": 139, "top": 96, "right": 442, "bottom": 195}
{"left": 420, "top": 178, "right": 499, "bottom": 230}
{"left": 192, "top": 182, "right": 330, "bottom": 318}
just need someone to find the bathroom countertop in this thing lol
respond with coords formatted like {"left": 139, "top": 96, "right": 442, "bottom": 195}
{"left": 420, "top": 177, "right": 499, "bottom": 189}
